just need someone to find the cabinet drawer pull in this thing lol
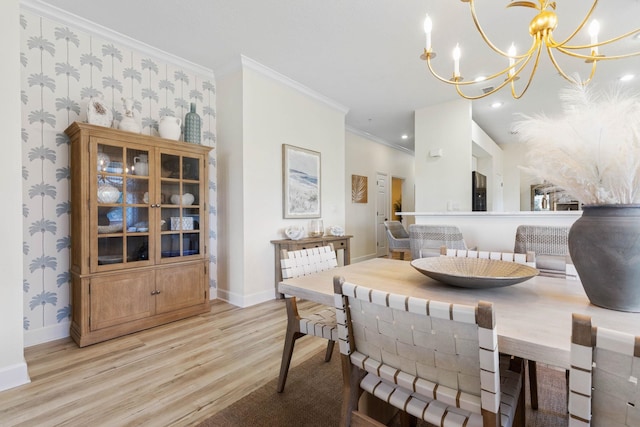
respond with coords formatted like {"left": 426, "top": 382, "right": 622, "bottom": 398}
{"left": 151, "top": 290, "right": 161, "bottom": 295}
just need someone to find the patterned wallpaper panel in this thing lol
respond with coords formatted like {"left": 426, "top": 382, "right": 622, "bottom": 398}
{"left": 20, "top": 9, "right": 217, "bottom": 343}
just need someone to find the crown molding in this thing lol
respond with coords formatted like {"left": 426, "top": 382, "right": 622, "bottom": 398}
{"left": 20, "top": 0, "right": 214, "bottom": 77}
{"left": 239, "top": 55, "right": 350, "bottom": 115}
{"left": 346, "top": 126, "right": 414, "bottom": 155}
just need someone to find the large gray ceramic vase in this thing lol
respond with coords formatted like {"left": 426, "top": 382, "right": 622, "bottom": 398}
{"left": 568, "top": 204, "right": 640, "bottom": 312}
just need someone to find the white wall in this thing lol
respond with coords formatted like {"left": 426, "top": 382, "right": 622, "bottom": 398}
{"left": 502, "top": 143, "right": 527, "bottom": 211}
{"left": 415, "top": 99, "right": 473, "bottom": 212}
{"left": 345, "top": 131, "right": 415, "bottom": 262}
{"left": 501, "top": 143, "right": 540, "bottom": 211}
{"left": 216, "top": 69, "right": 244, "bottom": 303}
{"left": 217, "top": 57, "right": 347, "bottom": 307}
{"left": 0, "top": 0, "right": 30, "bottom": 391}
{"left": 472, "top": 122, "right": 504, "bottom": 212}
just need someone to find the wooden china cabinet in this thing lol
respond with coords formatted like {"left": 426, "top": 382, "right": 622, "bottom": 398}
{"left": 65, "top": 122, "right": 213, "bottom": 347}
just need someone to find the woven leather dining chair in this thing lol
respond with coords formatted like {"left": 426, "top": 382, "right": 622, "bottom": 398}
{"left": 383, "top": 220, "right": 410, "bottom": 260}
{"left": 277, "top": 244, "right": 339, "bottom": 393}
{"left": 569, "top": 313, "right": 640, "bottom": 426}
{"left": 333, "top": 276, "right": 525, "bottom": 427}
{"left": 408, "top": 224, "right": 468, "bottom": 260}
{"left": 440, "top": 246, "right": 541, "bottom": 411}
{"left": 514, "top": 225, "right": 577, "bottom": 279}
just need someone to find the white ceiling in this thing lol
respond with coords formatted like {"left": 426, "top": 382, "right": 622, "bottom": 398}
{"left": 40, "top": 0, "right": 640, "bottom": 152}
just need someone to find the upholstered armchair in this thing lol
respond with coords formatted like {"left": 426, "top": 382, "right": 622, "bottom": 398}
{"left": 383, "top": 220, "right": 410, "bottom": 259}
{"left": 408, "top": 224, "right": 468, "bottom": 260}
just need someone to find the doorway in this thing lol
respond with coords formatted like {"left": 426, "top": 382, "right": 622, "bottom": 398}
{"left": 391, "top": 177, "right": 404, "bottom": 224}
{"left": 376, "top": 172, "right": 388, "bottom": 257}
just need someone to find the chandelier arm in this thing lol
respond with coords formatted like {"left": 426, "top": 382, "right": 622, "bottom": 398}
{"left": 425, "top": 51, "right": 512, "bottom": 86}
{"left": 467, "top": 0, "right": 510, "bottom": 57}
{"left": 554, "top": 45, "right": 640, "bottom": 61}
{"left": 559, "top": 32, "right": 640, "bottom": 50}
{"left": 519, "top": 35, "right": 543, "bottom": 60}
{"left": 510, "top": 42, "right": 544, "bottom": 99}
{"left": 588, "top": 52, "right": 640, "bottom": 61}
{"left": 545, "top": 45, "right": 585, "bottom": 84}
{"left": 453, "top": 49, "right": 539, "bottom": 100}
{"left": 553, "top": 0, "right": 599, "bottom": 47}
{"left": 454, "top": 76, "right": 514, "bottom": 100}
{"left": 556, "top": 28, "right": 640, "bottom": 54}
{"left": 424, "top": 54, "right": 468, "bottom": 85}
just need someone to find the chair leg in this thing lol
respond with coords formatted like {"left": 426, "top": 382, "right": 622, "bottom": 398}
{"left": 351, "top": 410, "right": 387, "bottom": 427}
{"left": 340, "top": 356, "right": 366, "bottom": 427}
{"left": 565, "top": 368, "right": 570, "bottom": 412}
{"left": 325, "top": 340, "right": 335, "bottom": 362}
{"left": 277, "top": 327, "right": 303, "bottom": 393}
{"left": 528, "top": 359, "right": 538, "bottom": 410}
{"left": 507, "top": 356, "right": 526, "bottom": 427}
{"left": 277, "top": 297, "right": 304, "bottom": 393}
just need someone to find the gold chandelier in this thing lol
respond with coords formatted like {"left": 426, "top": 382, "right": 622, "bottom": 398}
{"left": 421, "top": 0, "right": 640, "bottom": 100}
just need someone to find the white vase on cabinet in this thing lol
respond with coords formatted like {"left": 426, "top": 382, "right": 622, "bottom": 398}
{"left": 158, "top": 116, "right": 181, "bottom": 140}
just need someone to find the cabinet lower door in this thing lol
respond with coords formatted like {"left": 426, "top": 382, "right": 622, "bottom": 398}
{"left": 155, "top": 263, "right": 206, "bottom": 314}
{"left": 90, "top": 270, "right": 155, "bottom": 331}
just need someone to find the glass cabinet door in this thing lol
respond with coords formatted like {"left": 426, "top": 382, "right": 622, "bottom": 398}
{"left": 96, "top": 141, "right": 151, "bottom": 268}
{"left": 159, "top": 153, "right": 202, "bottom": 260}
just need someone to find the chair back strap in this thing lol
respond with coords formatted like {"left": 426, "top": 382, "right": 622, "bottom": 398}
{"left": 569, "top": 314, "right": 640, "bottom": 426}
{"left": 280, "top": 244, "right": 337, "bottom": 279}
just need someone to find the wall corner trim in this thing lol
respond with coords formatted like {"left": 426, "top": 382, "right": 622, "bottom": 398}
{"left": 240, "top": 55, "right": 350, "bottom": 115}
{"left": 347, "top": 126, "right": 414, "bottom": 155}
{"left": 20, "top": 0, "right": 214, "bottom": 77}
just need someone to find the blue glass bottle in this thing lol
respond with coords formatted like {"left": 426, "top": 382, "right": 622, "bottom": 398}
{"left": 184, "top": 102, "right": 201, "bottom": 144}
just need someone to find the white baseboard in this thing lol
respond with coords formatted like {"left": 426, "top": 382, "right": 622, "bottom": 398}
{"left": 0, "top": 361, "right": 31, "bottom": 392}
{"left": 24, "top": 321, "right": 71, "bottom": 347}
{"left": 216, "top": 287, "right": 275, "bottom": 308}
{"left": 352, "top": 254, "right": 379, "bottom": 264}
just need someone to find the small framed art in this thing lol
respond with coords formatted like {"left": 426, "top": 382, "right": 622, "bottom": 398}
{"left": 351, "top": 174, "right": 368, "bottom": 203}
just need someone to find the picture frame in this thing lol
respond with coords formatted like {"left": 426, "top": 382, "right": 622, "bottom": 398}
{"left": 282, "top": 144, "right": 321, "bottom": 218}
{"left": 351, "top": 174, "right": 368, "bottom": 203}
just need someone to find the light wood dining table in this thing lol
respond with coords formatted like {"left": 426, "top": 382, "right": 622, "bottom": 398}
{"left": 278, "top": 257, "right": 640, "bottom": 369}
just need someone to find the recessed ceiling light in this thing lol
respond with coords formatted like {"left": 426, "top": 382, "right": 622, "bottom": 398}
{"left": 474, "top": 76, "right": 487, "bottom": 82}
{"left": 620, "top": 74, "right": 635, "bottom": 82}
{"left": 401, "top": 134, "right": 408, "bottom": 140}
{"left": 491, "top": 101, "right": 503, "bottom": 109}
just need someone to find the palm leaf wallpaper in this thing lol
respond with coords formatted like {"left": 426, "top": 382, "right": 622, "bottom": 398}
{"left": 20, "top": 9, "right": 217, "bottom": 344}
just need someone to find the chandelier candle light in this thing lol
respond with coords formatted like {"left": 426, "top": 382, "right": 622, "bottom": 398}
{"left": 421, "top": 0, "right": 640, "bottom": 99}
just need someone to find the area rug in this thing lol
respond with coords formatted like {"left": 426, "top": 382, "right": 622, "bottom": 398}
{"left": 198, "top": 350, "right": 568, "bottom": 427}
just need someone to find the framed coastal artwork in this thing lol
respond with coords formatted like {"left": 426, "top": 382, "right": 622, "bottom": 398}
{"left": 282, "top": 144, "right": 321, "bottom": 218}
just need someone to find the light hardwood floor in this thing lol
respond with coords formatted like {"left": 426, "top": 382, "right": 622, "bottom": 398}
{"left": 0, "top": 299, "right": 328, "bottom": 427}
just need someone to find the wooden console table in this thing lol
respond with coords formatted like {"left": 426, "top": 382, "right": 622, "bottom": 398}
{"left": 271, "top": 235, "right": 352, "bottom": 298}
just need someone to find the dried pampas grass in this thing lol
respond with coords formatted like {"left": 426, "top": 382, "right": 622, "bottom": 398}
{"left": 513, "top": 82, "right": 640, "bottom": 205}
